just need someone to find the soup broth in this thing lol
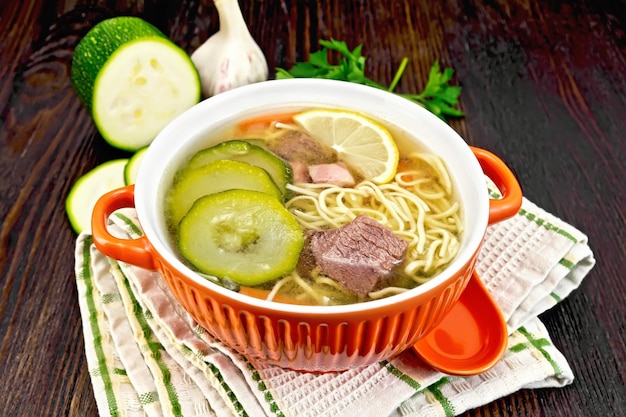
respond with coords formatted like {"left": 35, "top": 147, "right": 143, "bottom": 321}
{"left": 164, "top": 108, "right": 463, "bottom": 306}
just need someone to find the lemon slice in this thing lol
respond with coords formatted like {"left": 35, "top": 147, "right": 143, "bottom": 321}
{"left": 293, "top": 109, "right": 399, "bottom": 184}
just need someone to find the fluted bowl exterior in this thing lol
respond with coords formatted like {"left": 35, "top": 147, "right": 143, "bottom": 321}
{"left": 94, "top": 79, "right": 508, "bottom": 372}
{"left": 157, "top": 249, "right": 477, "bottom": 371}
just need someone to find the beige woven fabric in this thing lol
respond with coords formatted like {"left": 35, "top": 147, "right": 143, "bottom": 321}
{"left": 75, "top": 197, "right": 594, "bottom": 417}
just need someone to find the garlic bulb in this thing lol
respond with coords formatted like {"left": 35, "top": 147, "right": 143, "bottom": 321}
{"left": 191, "top": 0, "right": 268, "bottom": 97}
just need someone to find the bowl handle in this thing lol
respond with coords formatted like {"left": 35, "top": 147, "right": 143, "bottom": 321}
{"left": 91, "top": 185, "right": 158, "bottom": 270}
{"left": 471, "top": 147, "right": 523, "bottom": 224}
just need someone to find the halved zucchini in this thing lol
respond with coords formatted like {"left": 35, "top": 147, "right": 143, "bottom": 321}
{"left": 124, "top": 146, "right": 148, "bottom": 185}
{"left": 66, "top": 159, "right": 128, "bottom": 233}
{"left": 71, "top": 16, "right": 201, "bottom": 151}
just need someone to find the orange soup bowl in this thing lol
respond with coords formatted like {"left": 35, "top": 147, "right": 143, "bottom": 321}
{"left": 92, "top": 79, "right": 522, "bottom": 373}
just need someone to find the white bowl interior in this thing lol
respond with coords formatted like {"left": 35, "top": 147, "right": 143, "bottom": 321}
{"left": 135, "top": 79, "right": 489, "bottom": 313}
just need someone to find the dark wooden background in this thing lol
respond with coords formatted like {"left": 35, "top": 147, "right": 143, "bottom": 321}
{"left": 1, "top": 0, "right": 624, "bottom": 416}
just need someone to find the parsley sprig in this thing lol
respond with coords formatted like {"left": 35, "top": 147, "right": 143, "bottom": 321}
{"left": 276, "top": 39, "right": 464, "bottom": 122}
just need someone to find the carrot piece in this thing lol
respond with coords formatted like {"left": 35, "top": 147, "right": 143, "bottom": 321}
{"left": 239, "top": 286, "right": 313, "bottom": 305}
{"left": 396, "top": 157, "right": 416, "bottom": 173}
{"left": 236, "top": 112, "right": 298, "bottom": 131}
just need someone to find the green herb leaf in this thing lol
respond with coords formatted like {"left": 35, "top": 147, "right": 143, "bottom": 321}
{"left": 275, "top": 39, "right": 464, "bottom": 122}
{"left": 308, "top": 50, "right": 330, "bottom": 69}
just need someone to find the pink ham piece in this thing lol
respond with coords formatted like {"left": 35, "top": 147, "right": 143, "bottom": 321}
{"left": 308, "top": 162, "right": 355, "bottom": 187}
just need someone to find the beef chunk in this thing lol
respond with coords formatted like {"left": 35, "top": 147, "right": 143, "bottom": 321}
{"left": 269, "top": 130, "right": 336, "bottom": 165}
{"left": 303, "top": 215, "right": 408, "bottom": 298}
{"left": 290, "top": 161, "right": 311, "bottom": 183}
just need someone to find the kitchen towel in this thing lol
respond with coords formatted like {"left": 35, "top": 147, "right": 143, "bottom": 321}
{"left": 74, "top": 196, "right": 595, "bottom": 417}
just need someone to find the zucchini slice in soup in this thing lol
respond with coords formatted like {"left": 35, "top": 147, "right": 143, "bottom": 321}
{"left": 177, "top": 189, "right": 303, "bottom": 286}
{"left": 184, "top": 140, "right": 293, "bottom": 199}
{"left": 166, "top": 159, "right": 282, "bottom": 227}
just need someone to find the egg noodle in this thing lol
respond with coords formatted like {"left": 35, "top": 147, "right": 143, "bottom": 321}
{"left": 266, "top": 153, "right": 463, "bottom": 305}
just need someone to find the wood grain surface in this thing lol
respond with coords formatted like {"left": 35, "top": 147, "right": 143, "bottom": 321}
{"left": 1, "top": 0, "right": 624, "bottom": 416}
